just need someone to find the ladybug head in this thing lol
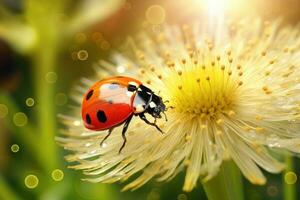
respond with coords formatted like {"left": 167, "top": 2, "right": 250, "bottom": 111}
{"left": 147, "top": 94, "right": 166, "bottom": 119}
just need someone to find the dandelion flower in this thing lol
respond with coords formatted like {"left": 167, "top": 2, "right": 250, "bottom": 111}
{"left": 58, "top": 19, "right": 300, "bottom": 192}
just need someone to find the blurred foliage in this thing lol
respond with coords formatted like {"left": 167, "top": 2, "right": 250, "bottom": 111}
{"left": 0, "top": 0, "right": 300, "bottom": 199}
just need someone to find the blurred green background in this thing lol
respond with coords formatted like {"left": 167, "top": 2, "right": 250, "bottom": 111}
{"left": 1, "top": 0, "right": 300, "bottom": 199}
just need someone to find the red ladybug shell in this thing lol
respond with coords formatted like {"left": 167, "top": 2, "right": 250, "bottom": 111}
{"left": 81, "top": 76, "right": 142, "bottom": 131}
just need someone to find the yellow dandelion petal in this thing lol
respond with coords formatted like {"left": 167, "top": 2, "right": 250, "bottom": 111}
{"left": 58, "top": 18, "right": 300, "bottom": 192}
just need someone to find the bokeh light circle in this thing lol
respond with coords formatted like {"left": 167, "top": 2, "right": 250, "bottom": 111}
{"left": 45, "top": 72, "right": 58, "bottom": 83}
{"left": 77, "top": 50, "right": 89, "bottom": 61}
{"left": 26, "top": 98, "right": 35, "bottom": 107}
{"left": 51, "top": 169, "right": 64, "bottom": 181}
{"left": 145, "top": 5, "right": 166, "bottom": 25}
{"left": 177, "top": 193, "right": 188, "bottom": 200}
{"left": 71, "top": 51, "right": 78, "bottom": 60}
{"left": 55, "top": 93, "right": 68, "bottom": 106}
{"left": 25, "top": 175, "right": 39, "bottom": 189}
{"left": 284, "top": 171, "right": 297, "bottom": 185}
{"left": 267, "top": 185, "right": 279, "bottom": 197}
{"left": 11, "top": 144, "right": 20, "bottom": 153}
{"left": 100, "top": 41, "right": 110, "bottom": 50}
{"left": 0, "top": 104, "right": 8, "bottom": 118}
{"left": 91, "top": 32, "right": 103, "bottom": 41}
{"left": 147, "top": 189, "right": 160, "bottom": 200}
{"left": 13, "top": 112, "right": 28, "bottom": 127}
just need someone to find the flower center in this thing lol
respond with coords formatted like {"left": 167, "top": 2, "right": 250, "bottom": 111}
{"left": 166, "top": 60, "right": 242, "bottom": 120}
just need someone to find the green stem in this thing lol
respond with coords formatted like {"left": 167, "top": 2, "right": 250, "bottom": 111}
{"left": 0, "top": 175, "right": 22, "bottom": 200}
{"left": 33, "top": 33, "right": 59, "bottom": 172}
{"left": 25, "top": 0, "right": 64, "bottom": 172}
{"left": 283, "top": 156, "right": 296, "bottom": 200}
{"left": 202, "top": 161, "right": 244, "bottom": 200}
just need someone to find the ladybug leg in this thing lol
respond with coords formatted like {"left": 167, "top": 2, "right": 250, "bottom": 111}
{"left": 139, "top": 113, "right": 164, "bottom": 134}
{"left": 119, "top": 114, "right": 133, "bottom": 153}
{"left": 162, "top": 111, "right": 168, "bottom": 122}
{"left": 100, "top": 127, "right": 114, "bottom": 148}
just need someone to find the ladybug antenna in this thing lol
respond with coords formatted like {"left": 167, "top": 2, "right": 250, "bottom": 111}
{"left": 164, "top": 100, "right": 175, "bottom": 111}
{"left": 167, "top": 105, "right": 175, "bottom": 110}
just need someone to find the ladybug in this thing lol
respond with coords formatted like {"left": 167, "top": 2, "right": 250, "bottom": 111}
{"left": 81, "top": 76, "right": 167, "bottom": 153}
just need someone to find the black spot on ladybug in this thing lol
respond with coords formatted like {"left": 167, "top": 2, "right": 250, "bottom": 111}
{"left": 86, "top": 90, "right": 94, "bottom": 100}
{"left": 127, "top": 84, "right": 137, "bottom": 92}
{"left": 108, "top": 83, "right": 119, "bottom": 90}
{"left": 86, "top": 114, "right": 92, "bottom": 124}
{"left": 97, "top": 110, "right": 107, "bottom": 123}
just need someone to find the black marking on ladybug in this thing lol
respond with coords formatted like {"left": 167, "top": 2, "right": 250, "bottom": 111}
{"left": 86, "top": 114, "right": 92, "bottom": 124}
{"left": 97, "top": 110, "right": 107, "bottom": 122}
{"left": 127, "top": 84, "right": 137, "bottom": 92}
{"left": 108, "top": 83, "right": 119, "bottom": 90}
{"left": 86, "top": 90, "right": 94, "bottom": 100}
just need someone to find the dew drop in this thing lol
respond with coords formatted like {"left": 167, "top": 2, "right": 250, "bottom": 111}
{"left": 85, "top": 143, "right": 92, "bottom": 147}
{"left": 101, "top": 142, "right": 107, "bottom": 148}
{"left": 89, "top": 150, "right": 96, "bottom": 154}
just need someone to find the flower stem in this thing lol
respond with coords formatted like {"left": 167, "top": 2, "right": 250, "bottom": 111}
{"left": 283, "top": 156, "right": 296, "bottom": 200}
{"left": 202, "top": 161, "right": 244, "bottom": 200}
{"left": 25, "top": 0, "right": 64, "bottom": 172}
{"left": 33, "top": 34, "right": 59, "bottom": 172}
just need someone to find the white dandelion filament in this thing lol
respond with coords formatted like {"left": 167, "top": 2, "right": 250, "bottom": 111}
{"left": 57, "top": 19, "right": 300, "bottom": 192}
